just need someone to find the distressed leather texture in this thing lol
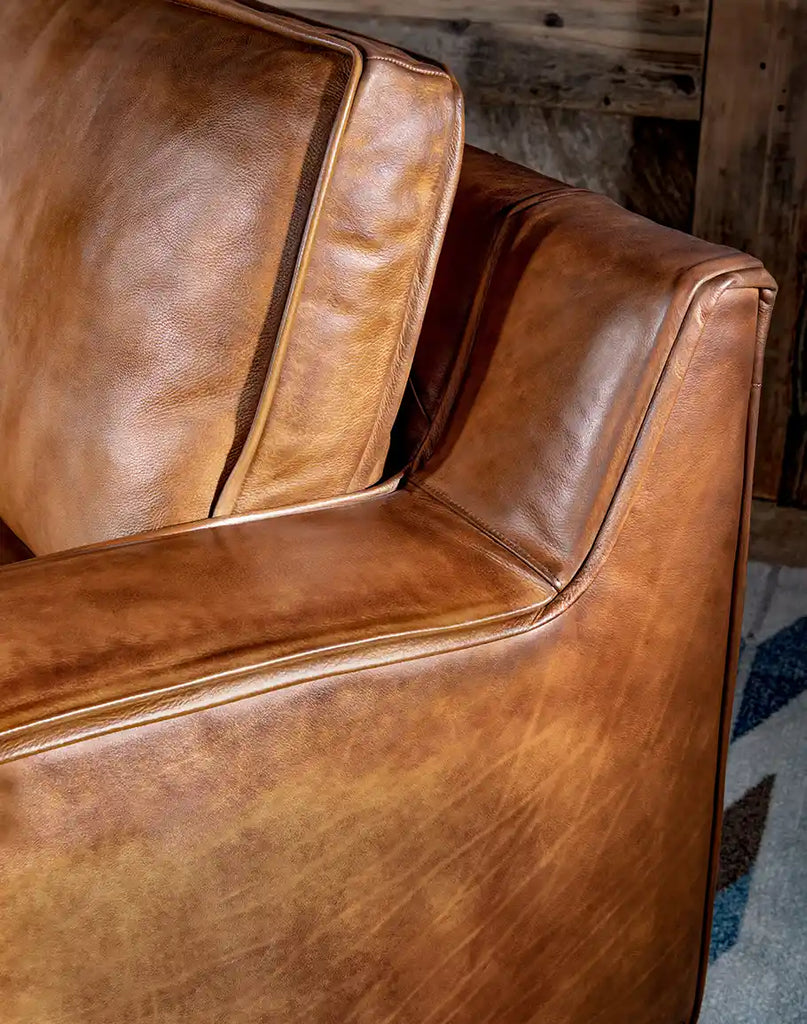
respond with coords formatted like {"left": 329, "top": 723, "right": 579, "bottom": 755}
{"left": 0, "top": 133, "right": 776, "bottom": 1023}
{"left": 0, "top": 0, "right": 463, "bottom": 555}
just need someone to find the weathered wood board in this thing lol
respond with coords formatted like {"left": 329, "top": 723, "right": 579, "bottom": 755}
{"left": 292, "top": 0, "right": 805, "bottom": 504}
{"left": 281, "top": 0, "right": 707, "bottom": 40}
{"left": 292, "top": 7, "right": 700, "bottom": 228}
{"left": 292, "top": 4, "right": 707, "bottom": 119}
{"left": 694, "top": 0, "right": 807, "bottom": 503}
{"left": 466, "top": 103, "right": 698, "bottom": 230}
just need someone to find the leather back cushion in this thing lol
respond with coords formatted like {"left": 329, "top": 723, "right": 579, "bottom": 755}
{"left": 0, "top": 0, "right": 463, "bottom": 554}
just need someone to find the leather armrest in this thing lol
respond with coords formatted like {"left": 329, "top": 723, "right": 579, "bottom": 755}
{"left": 406, "top": 146, "right": 777, "bottom": 589}
{"left": 0, "top": 155, "right": 777, "bottom": 1022}
{"left": 0, "top": 488, "right": 552, "bottom": 759}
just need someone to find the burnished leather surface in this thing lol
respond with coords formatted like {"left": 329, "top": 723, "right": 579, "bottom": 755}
{"left": 222, "top": 49, "right": 464, "bottom": 515}
{"left": 0, "top": 489, "right": 552, "bottom": 751}
{"left": 0, "top": 0, "right": 462, "bottom": 555}
{"left": 0, "top": 149, "right": 775, "bottom": 1023}
{"left": 405, "top": 147, "right": 767, "bottom": 589}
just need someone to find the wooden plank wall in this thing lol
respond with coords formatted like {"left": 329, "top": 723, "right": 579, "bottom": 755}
{"left": 289, "top": 1, "right": 707, "bottom": 226}
{"left": 286, "top": 1, "right": 708, "bottom": 118}
{"left": 286, "top": 0, "right": 805, "bottom": 503}
{"left": 694, "top": 0, "right": 807, "bottom": 504}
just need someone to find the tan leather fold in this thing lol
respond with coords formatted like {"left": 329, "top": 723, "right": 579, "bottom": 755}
{"left": 0, "top": 0, "right": 463, "bottom": 555}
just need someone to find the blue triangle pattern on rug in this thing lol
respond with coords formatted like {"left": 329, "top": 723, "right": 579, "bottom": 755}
{"left": 710, "top": 873, "right": 752, "bottom": 963}
{"left": 702, "top": 565, "right": 806, "bottom": 1023}
{"left": 732, "top": 617, "right": 807, "bottom": 740}
{"left": 709, "top": 774, "right": 775, "bottom": 963}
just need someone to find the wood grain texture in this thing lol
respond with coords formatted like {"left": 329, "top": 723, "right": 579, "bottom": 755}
{"left": 694, "top": 0, "right": 807, "bottom": 503}
{"left": 465, "top": 103, "right": 698, "bottom": 230}
{"left": 296, "top": 8, "right": 706, "bottom": 118}
{"left": 282, "top": 0, "right": 707, "bottom": 41}
{"left": 292, "top": 8, "right": 699, "bottom": 228}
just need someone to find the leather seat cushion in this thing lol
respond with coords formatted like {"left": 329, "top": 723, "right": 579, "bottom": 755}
{"left": 0, "top": 0, "right": 463, "bottom": 554}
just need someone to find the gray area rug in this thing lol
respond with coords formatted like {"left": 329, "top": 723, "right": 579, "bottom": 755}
{"left": 701, "top": 562, "right": 807, "bottom": 1023}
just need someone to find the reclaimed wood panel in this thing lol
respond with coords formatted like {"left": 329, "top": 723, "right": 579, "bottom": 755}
{"left": 466, "top": 103, "right": 698, "bottom": 231}
{"left": 694, "top": 0, "right": 807, "bottom": 504}
{"left": 298, "top": 10, "right": 699, "bottom": 226}
{"left": 294, "top": 6, "right": 706, "bottom": 118}
{"left": 281, "top": 0, "right": 707, "bottom": 41}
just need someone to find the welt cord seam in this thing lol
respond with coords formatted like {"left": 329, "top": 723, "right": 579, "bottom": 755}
{"left": 410, "top": 479, "right": 561, "bottom": 591}
{"left": 0, "top": 603, "right": 549, "bottom": 765}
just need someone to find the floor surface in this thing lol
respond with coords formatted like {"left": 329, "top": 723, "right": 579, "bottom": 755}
{"left": 701, "top": 560, "right": 806, "bottom": 1023}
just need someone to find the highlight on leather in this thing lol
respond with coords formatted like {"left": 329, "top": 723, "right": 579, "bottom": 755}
{"left": 0, "top": 138, "right": 778, "bottom": 1024}
{"left": 0, "top": 0, "right": 463, "bottom": 555}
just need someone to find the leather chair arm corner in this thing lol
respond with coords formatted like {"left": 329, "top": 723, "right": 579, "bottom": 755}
{"left": 407, "top": 146, "right": 777, "bottom": 591}
{"left": 0, "top": 152, "right": 778, "bottom": 1021}
{"left": 0, "top": 489, "right": 552, "bottom": 762}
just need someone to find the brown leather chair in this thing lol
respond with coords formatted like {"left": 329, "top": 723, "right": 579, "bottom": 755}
{"left": 0, "top": 2, "right": 776, "bottom": 1022}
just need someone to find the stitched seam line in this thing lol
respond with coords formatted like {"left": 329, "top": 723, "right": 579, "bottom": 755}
{"left": 164, "top": 0, "right": 366, "bottom": 518}
{"left": 208, "top": 29, "right": 364, "bottom": 514}
{"left": 411, "top": 479, "right": 561, "bottom": 591}
{"left": 368, "top": 54, "right": 449, "bottom": 77}
{"left": 418, "top": 252, "right": 769, "bottom": 604}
